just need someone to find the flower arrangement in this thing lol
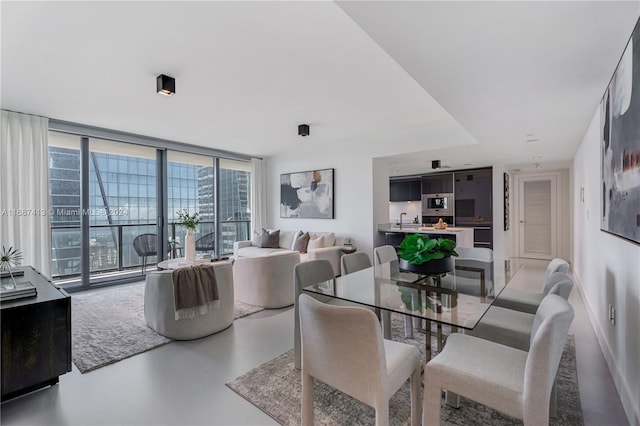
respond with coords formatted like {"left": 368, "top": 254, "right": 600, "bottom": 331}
{"left": 1, "top": 246, "right": 23, "bottom": 287}
{"left": 176, "top": 209, "right": 200, "bottom": 230}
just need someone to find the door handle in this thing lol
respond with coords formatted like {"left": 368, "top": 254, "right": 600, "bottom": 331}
{"left": 519, "top": 220, "right": 526, "bottom": 223}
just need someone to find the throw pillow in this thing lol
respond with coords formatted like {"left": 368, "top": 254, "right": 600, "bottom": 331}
{"left": 307, "top": 235, "right": 324, "bottom": 251}
{"left": 293, "top": 232, "right": 310, "bottom": 253}
{"left": 290, "top": 230, "right": 303, "bottom": 250}
{"left": 251, "top": 230, "right": 261, "bottom": 246}
{"left": 259, "top": 228, "right": 280, "bottom": 248}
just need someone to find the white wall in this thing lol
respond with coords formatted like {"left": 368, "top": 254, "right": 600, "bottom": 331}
{"left": 265, "top": 151, "right": 380, "bottom": 258}
{"left": 574, "top": 108, "right": 640, "bottom": 425}
{"left": 389, "top": 201, "right": 421, "bottom": 225}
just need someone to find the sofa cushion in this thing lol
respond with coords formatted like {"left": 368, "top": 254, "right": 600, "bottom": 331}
{"left": 294, "top": 232, "right": 310, "bottom": 253}
{"left": 309, "top": 232, "right": 335, "bottom": 247}
{"left": 307, "top": 235, "right": 325, "bottom": 250}
{"left": 279, "top": 230, "right": 301, "bottom": 250}
{"left": 259, "top": 228, "right": 280, "bottom": 248}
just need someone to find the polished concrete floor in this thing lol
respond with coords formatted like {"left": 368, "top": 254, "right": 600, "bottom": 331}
{"left": 0, "top": 259, "right": 630, "bottom": 425}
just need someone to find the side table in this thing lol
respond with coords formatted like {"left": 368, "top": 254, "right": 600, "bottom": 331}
{"left": 340, "top": 245, "right": 357, "bottom": 254}
{"left": 1, "top": 266, "right": 71, "bottom": 401}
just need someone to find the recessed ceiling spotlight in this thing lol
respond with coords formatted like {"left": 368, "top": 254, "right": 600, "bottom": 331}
{"left": 532, "top": 156, "right": 541, "bottom": 160}
{"left": 463, "top": 163, "right": 472, "bottom": 166}
{"left": 526, "top": 138, "right": 539, "bottom": 143}
{"left": 512, "top": 168, "right": 521, "bottom": 172}
{"left": 391, "top": 170, "right": 399, "bottom": 174}
{"left": 156, "top": 74, "right": 175, "bottom": 96}
{"left": 298, "top": 124, "right": 310, "bottom": 137}
{"left": 535, "top": 163, "right": 542, "bottom": 170}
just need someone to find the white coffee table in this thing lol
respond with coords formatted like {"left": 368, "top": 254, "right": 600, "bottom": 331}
{"left": 157, "top": 257, "right": 232, "bottom": 270}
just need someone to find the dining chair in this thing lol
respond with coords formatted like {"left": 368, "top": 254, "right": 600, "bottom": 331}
{"left": 373, "top": 245, "right": 414, "bottom": 339}
{"left": 465, "top": 271, "right": 574, "bottom": 417}
{"left": 341, "top": 251, "right": 371, "bottom": 275}
{"left": 133, "top": 233, "right": 157, "bottom": 274}
{"left": 493, "top": 258, "right": 569, "bottom": 314}
{"left": 299, "top": 294, "right": 422, "bottom": 426}
{"left": 423, "top": 293, "right": 574, "bottom": 426}
{"left": 293, "top": 259, "right": 337, "bottom": 370}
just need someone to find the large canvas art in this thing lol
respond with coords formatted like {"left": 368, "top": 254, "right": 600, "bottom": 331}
{"left": 601, "top": 19, "right": 640, "bottom": 245}
{"left": 280, "top": 168, "right": 334, "bottom": 219}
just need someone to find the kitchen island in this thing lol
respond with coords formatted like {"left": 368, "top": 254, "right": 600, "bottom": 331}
{"left": 378, "top": 224, "right": 474, "bottom": 248}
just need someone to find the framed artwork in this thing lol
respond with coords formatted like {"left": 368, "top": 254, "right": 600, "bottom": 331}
{"left": 601, "top": 18, "right": 640, "bottom": 245}
{"left": 280, "top": 168, "right": 334, "bottom": 219}
{"left": 504, "top": 172, "right": 510, "bottom": 231}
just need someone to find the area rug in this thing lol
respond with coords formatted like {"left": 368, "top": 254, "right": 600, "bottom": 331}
{"left": 72, "top": 283, "right": 264, "bottom": 373}
{"left": 227, "top": 315, "right": 583, "bottom": 425}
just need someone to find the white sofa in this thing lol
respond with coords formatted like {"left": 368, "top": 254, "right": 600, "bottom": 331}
{"left": 233, "top": 230, "right": 348, "bottom": 276}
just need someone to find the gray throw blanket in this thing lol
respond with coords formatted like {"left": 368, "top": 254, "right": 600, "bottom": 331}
{"left": 171, "top": 264, "right": 220, "bottom": 320}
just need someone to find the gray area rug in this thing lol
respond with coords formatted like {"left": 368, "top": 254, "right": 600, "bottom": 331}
{"left": 72, "top": 283, "right": 264, "bottom": 374}
{"left": 227, "top": 314, "right": 583, "bottom": 425}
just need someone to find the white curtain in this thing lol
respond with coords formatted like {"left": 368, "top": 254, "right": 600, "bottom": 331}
{"left": 0, "top": 110, "right": 51, "bottom": 277}
{"left": 250, "top": 157, "right": 267, "bottom": 234}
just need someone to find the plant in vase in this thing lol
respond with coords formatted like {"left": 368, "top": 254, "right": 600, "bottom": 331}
{"left": 1, "top": 246, "right": 23, "bottom": 288}
{"left": 397, "top": 233, "right": 458, "bottom": 275}
{"left": 396, "top": 234, "right": 458, "bottom": 314}
{"left": 176, "top": 209, "right": 200, "bottom": 261}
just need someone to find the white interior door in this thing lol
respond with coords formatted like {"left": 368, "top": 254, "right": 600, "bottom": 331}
{"left": 518, "top": 175, "right": 557, "bottom": 259}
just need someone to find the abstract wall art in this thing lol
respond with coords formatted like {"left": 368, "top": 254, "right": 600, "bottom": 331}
{"left": 280, "top": 168, "right": 334, "bottom": 219}
{"left": 601, "top": 18, "right": 640, "bottom": 245}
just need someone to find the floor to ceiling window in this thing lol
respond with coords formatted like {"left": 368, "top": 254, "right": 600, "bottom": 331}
{"left": 218, "top": 159, "right": 251, "bottom": 255}
{"left": 167, "top": 151, "right": 215, "bottom": 257}
{"left": 47, "top": 128, "right": 252, "bottom": 288}
{"left": 88, "top": 139, "right": 157, "bottom": 278}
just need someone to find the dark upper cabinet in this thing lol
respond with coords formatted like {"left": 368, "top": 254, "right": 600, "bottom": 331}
{"left": 454, "top": 167, "right": 493, "bottom": 225}
{"left": 390, "top": 179, "right": 421, "bottom": 202}
{"left": 421, "top": 173, "right": 453, "bottom": 194}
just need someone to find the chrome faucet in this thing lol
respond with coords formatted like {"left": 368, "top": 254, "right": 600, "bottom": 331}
{"left": 399, "top": 212, "right": 407, "bottom": 229}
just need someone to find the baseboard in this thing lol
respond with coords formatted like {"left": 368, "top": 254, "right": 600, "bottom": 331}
{"left": 573, "top": 271, "right": 640, "bottom": 426}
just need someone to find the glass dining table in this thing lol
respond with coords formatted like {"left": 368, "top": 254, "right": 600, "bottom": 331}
{"left": 303, "top": 257, "right": 521, "bottom": 360}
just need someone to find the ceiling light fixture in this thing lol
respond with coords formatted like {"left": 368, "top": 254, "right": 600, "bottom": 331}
{"left": 526, "top": 138, "right": 539, "bottom": 143}
{"left": 156, "top": 74, "right": 175, "bottom": 96}
{"left": 532, "top": 156, "right": 541, "bottom": 160}
{"left": 298, "top": 124, "right": 310, "bottom": 137}
{"left": 535, "top": 163, "right": 542, "bottom": 170}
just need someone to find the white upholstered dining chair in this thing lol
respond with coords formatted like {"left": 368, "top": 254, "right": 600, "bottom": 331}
{"left": 340, "top": 251, "right": 372, "bottom": 275}
{"left": 493, "top": 258, "right": 569, "bottom": 314}
{"left": 293, "top": 259, "right": 337, "bottom": 370}
{"left": 299, "top": 294, "right": 422, "bottom": 426}
{"left": 423, "top": 293, "right": 574, "bottom": 426}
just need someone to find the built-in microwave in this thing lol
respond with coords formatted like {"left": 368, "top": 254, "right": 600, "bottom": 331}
{"left": 422, "top": 193, "right": 454, "bottom": 216}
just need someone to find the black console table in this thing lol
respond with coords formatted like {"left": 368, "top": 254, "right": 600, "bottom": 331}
{"left": 1, "top": 266, "right": 71, "bottom": 401}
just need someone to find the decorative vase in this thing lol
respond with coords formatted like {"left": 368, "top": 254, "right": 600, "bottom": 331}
{"left": 185, "top": 228, "right": 196, "bottom": 262}
{"left": 399, "top": 257, "right": 453, "bottom": 275}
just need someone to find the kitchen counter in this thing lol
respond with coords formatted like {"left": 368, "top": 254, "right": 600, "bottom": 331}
{"left": 378, "top": 224, "right": 474, "bottom": 248}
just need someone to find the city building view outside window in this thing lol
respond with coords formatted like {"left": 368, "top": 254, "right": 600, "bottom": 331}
{"left": 48, "top": 131, "right": 251, "bottom": 286}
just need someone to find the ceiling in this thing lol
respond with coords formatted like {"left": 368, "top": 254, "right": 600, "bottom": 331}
{"left": 2, "top": 1, "right": 639, "bottom": 175}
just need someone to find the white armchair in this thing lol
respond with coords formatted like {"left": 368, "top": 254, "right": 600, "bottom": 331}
{"left": 144, "top": 262, "right": 234, "bottom": 340}
{"left": 233, "top": 251, "right": 301, "bottom": 308}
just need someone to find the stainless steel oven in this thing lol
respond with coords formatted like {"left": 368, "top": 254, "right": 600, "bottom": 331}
{"left": 422, "top": 193, "right": 454, "bottom": 216}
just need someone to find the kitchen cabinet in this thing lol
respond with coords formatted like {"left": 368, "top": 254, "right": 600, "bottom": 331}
{"left": 390, "top": 179, "right": 421, "bottom": 202}
{"left": 454, "top": 167, "right": 493, "bottom": 249}
{"left": 421, "top": 173, "right": 453, "bottom": 194}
